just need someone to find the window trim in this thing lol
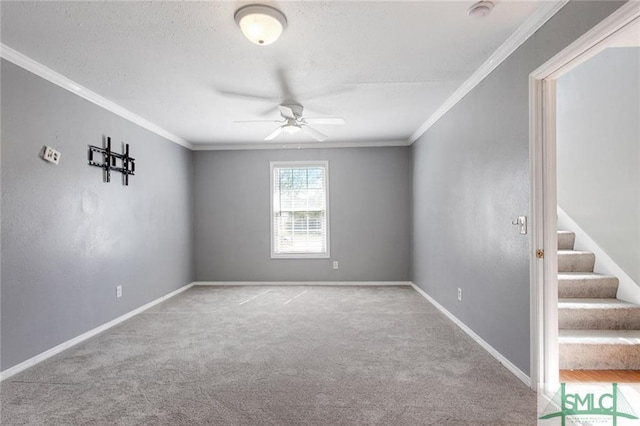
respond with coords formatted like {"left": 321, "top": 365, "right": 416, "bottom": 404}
{"left": 270, "top": 160, "right": 330, "bottom": 259}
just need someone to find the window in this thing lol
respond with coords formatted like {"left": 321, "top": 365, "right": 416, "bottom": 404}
{"left": 270, "top": 161, "right": 329, "bottom": 258}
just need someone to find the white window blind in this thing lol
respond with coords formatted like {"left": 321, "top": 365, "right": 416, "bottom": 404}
{"left": 271, "top": 161, "right": 329, "bottom": 258}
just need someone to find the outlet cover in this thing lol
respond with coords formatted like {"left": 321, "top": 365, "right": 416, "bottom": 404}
{"left": 457, "top": 288, "right": 462, "bottom": 302}
{"left": 333, "top": 261, "right": 339, "bottom": 269}
{"left": 116, "top": 285, "right": 122, "bottom": 298}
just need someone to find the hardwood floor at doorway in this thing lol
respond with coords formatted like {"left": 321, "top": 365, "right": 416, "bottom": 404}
{"left": 560, "top": 370, "right": 640, "bottom": 383}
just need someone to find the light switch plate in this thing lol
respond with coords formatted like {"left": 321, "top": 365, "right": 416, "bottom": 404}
{"left": 42, "top": 146, "right": 61, "bottom": 165}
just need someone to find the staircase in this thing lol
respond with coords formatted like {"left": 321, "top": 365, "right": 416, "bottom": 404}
{"left": 558, "top": 230, "right": 640, "bottom": 370}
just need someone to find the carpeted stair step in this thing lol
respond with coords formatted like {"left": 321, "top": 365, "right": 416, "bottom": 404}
{"left": 558, "top": 250, "right": 595, "bottom": 272}
{"left": 559, "top": 329, "right": 640, "bottom": 370}
{"left": 558, "top": 273, "right": 619, "bottom": 299}
{"left": 557, "top": 231, "right": 576, "bottom": 250}
{"left": 559, "top": 298, "right": 640, "bottom": 330}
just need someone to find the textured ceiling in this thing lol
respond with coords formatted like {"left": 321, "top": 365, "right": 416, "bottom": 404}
{"left": 1, "top": 1, "right": 543, "bottom": 148}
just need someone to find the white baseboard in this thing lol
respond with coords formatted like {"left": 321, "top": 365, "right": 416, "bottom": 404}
{"left": 194, "top": 281, "right": 412, "bottom": 286}
{"left": 558, "top": 206, "right": 639, "bottom": 305}
{"left": 2, "top": 280, "right": 529, "bottom": 388}
{"left": 410, "top": 283, "right": 531, "bottom": 387}
{"left": 0, "top": 282, "right": 195, "bottom": 382}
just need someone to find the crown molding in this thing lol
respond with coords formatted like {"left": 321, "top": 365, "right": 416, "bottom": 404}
{"left": 0, "top": 44, "right": 193, "bottom": 150}
{"left": 531, "top": 0, "right": 640, "bottom": 81}
{"left": 2, "top": 0, "right": 569, "bottom": 152}
{"left": 190, "top": 139, "right": 411, "bottom": 151}
{"left": 409, "top": 0, "right": 570, "bottom": 144}
{"left": 0, "top": 45, "right": 407, "bottom": 153}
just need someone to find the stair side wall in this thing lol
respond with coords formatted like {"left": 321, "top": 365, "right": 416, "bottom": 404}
{"left": 558, "top": 207, "right": 640, "bottom": 305}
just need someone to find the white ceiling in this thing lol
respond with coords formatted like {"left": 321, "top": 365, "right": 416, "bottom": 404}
{"left": 1, "top": 1, "right": 544, "bottom": 149}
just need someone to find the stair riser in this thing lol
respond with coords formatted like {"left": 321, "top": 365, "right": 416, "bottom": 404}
{"left": 558, "top": 253, "right": 595, "bottom": 273}
{"left": 557, "top": 232, "right": 575, "bottom": 250}
{"left": 559, "top": 308, "right": 640, "bottom": 330}
{"left": 558, "top": 278, "right": 618, "bottom": 299}
{"left": 560, "top": 344, "right": 640, "bottom": 370}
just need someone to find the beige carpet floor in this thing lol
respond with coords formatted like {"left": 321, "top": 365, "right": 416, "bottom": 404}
{"left": 1, "top": 285, "right": 536, "bottom": 425}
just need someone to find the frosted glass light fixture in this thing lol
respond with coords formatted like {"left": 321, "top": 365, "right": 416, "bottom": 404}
{"left": 283, "top": 123, "right": 301, "bottom": 134}
{"left": 234, "top": 4, "right": 287, "bottom": 46}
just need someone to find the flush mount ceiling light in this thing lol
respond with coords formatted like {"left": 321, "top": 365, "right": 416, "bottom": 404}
{"left": 234, "top": 4, "right": 287, "bottom": 46}
{"left": 467, "top": 1, "right": 494, "bottom": 18}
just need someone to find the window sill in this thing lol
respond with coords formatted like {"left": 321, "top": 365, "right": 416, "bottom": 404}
{"left": 271, "top": 253, "right": 330, "bottom": 260}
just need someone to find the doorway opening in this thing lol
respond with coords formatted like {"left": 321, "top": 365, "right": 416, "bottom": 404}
{"left": 530, "top": 2, "right": 640, "bottom": 392}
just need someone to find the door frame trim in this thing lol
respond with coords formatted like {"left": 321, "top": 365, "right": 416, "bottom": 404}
{"left": 529, "top": 1, "right": 640, "bottom": 391}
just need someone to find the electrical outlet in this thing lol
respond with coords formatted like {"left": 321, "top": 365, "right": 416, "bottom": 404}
{"left": 116, "top": 285, "right": 122, "bottom": 299}
{"left": 457, "top": 288, "right": 462, "bottom": 302}
{"left": 333, "top": 261, "right": 339, "bottom": 269}
{"left": 42, "top": 146, "right": 61, "bottom": 165}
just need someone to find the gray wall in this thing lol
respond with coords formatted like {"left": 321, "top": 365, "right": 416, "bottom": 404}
{"left": 411, "top": 0, "right": 624, "bottom": 375}
{"left": 557, "top": 47, "right": 640, "bottom": 284}
{"left": 1, "top": 60, "right": 195, "bottom": 371}
{"left": 194, "top": 147, "right": 411, "bottom": 281}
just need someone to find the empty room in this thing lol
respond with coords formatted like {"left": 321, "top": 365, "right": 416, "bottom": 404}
{"left": 1, "top": 1, "right": 639, "bottom": 425}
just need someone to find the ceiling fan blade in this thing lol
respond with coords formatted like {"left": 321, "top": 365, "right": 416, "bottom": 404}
{"left": 258, "top": 106, "right": 280, "bottom": 117}
{"left": 301, "top": 125, "right": 328, "bottom": 142}
{"left": 233, "top": 120, "right": 284, "bottom": 123}
{"left": 217, "top": 90, "right": 277, "bottom": 103}
{"left": 278, "top": 105, "right": 296, "bottom": 119}
{"left": 275, "top": 68, "right": 295, "bottom": 100}
{"left": 265, "top": 126, "right": 284, "bottom": 141}
{"left": 303, "top": 117, "right": 345, "bottom": 125}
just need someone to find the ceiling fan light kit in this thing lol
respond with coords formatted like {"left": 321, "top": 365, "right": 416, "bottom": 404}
{"left": 467, "top": 1, "right": 494, "bottom": 18}
{"left": 283, "top": 123, "right": 301, "bottom": 134}
{"left": 236, "top": 103, "right": 345, "bottom": 142}
{"left": 234, "top": 4, "right": 287, "bottom": 45}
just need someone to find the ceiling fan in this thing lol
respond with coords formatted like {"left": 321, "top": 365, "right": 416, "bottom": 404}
{"left": 235, "top": 103, "right": 345, "bottom": 142}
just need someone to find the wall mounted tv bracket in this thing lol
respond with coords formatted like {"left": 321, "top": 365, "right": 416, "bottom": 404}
{"left": 88, "top": 136, "right": 135, "bottom": 185}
